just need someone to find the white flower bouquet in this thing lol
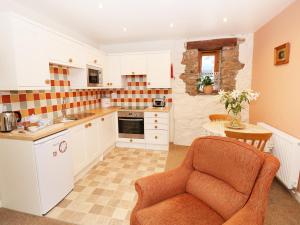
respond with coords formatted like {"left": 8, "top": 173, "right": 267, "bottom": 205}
{"left": 219, "top": 89, "right": 259, "bottom": 128}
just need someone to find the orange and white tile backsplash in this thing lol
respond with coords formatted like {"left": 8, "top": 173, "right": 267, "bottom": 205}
{"left": 0, "top": 66, "right": 172, "bottom": 121}
{"left": 102, "top": 75, "right": 172, "bottom": 108}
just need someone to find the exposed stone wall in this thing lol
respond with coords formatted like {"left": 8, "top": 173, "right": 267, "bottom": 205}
{"left": 180, "top": 39, "right": 245, "bottom": 95}
{"left": 221, "top": 45, "right": 245, "bottom": 91}
{"left": 179, "top": 49, "right": 199, "bottom": 96}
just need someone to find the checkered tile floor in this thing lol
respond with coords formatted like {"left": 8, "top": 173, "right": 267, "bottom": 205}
{"left": 46, "top": 148, "right": 168, "bottom": 225}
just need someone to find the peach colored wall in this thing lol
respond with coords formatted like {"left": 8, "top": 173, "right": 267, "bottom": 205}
{"left": 250, "top": 0, "right": 300, "bottom": 139}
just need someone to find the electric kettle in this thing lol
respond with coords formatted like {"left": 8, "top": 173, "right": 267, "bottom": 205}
{"left": 0, "top": 111, "right": 22, "bottom": 132}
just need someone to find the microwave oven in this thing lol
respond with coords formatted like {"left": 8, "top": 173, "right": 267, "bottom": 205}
{"left": 87, "top": 66, "right": 103, "bottom": 87}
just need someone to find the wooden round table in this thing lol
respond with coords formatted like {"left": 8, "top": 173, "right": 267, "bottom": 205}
{"left": 202, "top": 121, "right": 274, "bottom": 152}
{"left": 202, "top": 121, "right": 271, "bottom": 137}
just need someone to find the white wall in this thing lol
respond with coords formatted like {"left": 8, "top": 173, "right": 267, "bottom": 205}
{"left": 102, "top": 34, "right": 254, "bottom": 146}
{"left": 0, "top": 0, "right": 99, "bottom": 47}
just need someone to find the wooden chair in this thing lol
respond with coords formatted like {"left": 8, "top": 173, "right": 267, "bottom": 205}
{"left": 209, "top": 114, "right": 232, "bottom": 121}
{"left": 225, "top": 131, "right": 272, "bottom": 151}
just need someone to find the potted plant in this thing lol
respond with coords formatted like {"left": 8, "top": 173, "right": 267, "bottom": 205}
{"left": 200, "top": 76, "right": 214, "bottom": 94}
{"left": 219, "top": 89, "right": 259, "bottom": 128}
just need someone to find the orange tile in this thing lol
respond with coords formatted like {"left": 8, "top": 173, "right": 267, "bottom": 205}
{"left": 20, "top": 109, "right": 29, "bottom": 117}
{"left": 35, "top": 108, "right": 42, "bottom": 115}
{"left": 47, "top": 106, "right": 53, "bottom": 113}
{"left": 10, "top": 94, "right": 19, "bottom": 103}
{"left": 26, "top": 93, "right": 34, "bottom": 101}
{"left": 39, "top": 93, "right": 46, "bottom": 100}
{"left": 51, "top": 93, "right": 56, "bottom": 99}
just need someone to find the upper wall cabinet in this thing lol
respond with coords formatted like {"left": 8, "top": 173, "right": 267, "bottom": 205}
{"left": 86, "top": 48, "right": 105, "bottom": 68}
{"left": 121, "top": 53, "right": 147, "bottom": 75}
{"left": 146, "top": 51, "right": 171, "bottom": 88}
{"left": 0, "top": 13, "right": 51, "bottom": 90}
{"left": 104, "top": 54, "right": 122, "bottom": 88}
{"left": 47, "top": 31, "right": 86, "bottom": 69}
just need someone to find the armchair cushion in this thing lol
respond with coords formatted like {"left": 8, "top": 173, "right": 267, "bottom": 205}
{"left": 187, "top": 137, "right": 264, "bottom": 219}
{"left": 136, "top": 193, "right": 225, "bottom": 225}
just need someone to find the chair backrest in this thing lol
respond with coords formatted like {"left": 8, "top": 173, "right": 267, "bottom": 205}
{"left": 185, "top": 137, "right": 264, "bottom": 220}
{"left": 225, "top": 131, "right": 272, "bottom": 151}
{"left": 209, "top": 114, "right": 232, "bottom": 121}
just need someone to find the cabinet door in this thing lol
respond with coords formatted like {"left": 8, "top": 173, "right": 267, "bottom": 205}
{"left": 99, "top": 113, "right": 116, "bottom": 151}
{"left": 86, "top": 48, "right": 103, "bottom": 67}
{"left": 85, "top": 119, "right": 100, "bottom": 162}
{"left": 105, "top": 55, "right": 122, "bottom": 88}
{"left": 12, "top": 17, "right": 50, "bottom": 89}
{"left": 47, "top": 32, "right": 85, "bottom": 68}
{"left": 147, "top": 52, "right": 171, "bottom": 88}
{"left": 68, "top": 125, "right": 87, "bottom": 176}
{"left": 121, "top": 54, "right": 147, "bottom": 75}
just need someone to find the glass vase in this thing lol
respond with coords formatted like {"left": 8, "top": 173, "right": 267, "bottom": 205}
{"left": 229, "top": 112, "right": 242, "bottom": 128}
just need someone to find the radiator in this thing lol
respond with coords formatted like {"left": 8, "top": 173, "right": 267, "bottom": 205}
{"left": 258, "top": 122, "right": 300, "bottom": 190}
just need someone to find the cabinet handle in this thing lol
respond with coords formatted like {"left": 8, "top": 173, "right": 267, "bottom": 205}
{"left": 107, "top": 83, "right": 109, "bottom": 86}
{"left": 45, "top": 79, "right": 50, "bottom": 85}
{"left": 89, "top": 123, "right": 92, "bottom": 127}
{"left": 101, "top": 118, "right": 104, "bottom": 121}
{"left": 132, "top": 72, "right": 135, "bottom": 75}
{"left": 154, "top": 120, "right": 158, "bottom": 123}
{"left": 110, "top": 83, "right": 113, "bottom": 86}
{"left": 130, "top": 139, "right": 133, "bottom": 142}
{"left": 69, "top": 58, "right": 73, "bottom": 63}
{"left": 147, "top": 82, "right": 151, "bottom": 85}
{"left": 155, "top": 136, "right": 158, "bottom": 139}
{"left": 155, "top": 125, "right": 158, "bottom": 129}
{"left": 94, "top": 59, "right": 97, "bottom": 64}
{"left": 154, "top": 114, "right": 158, "bottom": 117}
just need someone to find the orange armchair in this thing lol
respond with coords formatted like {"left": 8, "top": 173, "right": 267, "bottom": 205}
{"left": 131, "top": 136, "right": 280, "bottom": 225}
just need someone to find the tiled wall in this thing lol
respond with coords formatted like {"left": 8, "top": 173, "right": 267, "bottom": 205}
{"left": 0, "top": 67, "right": 172, "bottom": 121}
{"left": 102, "top": 75, "right": 172, "bottom": 107}
{"left": 0, "top": 65, "right": 102, "bottom": 121}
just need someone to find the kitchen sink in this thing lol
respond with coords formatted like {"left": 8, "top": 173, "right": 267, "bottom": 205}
{"left": 54, "top": 112, "right": 95, "bottom": 123}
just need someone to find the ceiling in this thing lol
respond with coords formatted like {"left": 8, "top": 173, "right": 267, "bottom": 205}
{"left": 12, "top": 0, "right": 295, "bottom": 44}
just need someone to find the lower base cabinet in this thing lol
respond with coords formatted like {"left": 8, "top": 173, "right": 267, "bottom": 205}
{"left": 68, "top": 112, "right": 116, "bottom": 177}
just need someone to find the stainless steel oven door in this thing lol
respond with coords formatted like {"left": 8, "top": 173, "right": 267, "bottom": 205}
{"left": 118, "top": 117, "right": 144, "bottom": 139}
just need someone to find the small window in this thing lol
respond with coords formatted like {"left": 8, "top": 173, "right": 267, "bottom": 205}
{"left": 198, "top": 50, "right": 221, "bottom": 93}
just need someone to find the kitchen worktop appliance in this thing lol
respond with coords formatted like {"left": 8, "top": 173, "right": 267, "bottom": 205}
{"left": 0, "top": 111, "right": 22, "bottom": 132}
{"left": 118, "top": 109, "right": 146, "bottom": 139}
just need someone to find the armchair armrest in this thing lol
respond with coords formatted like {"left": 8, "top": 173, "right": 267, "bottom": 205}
{"left": 135, "top": 166, "right": 192, "bottom": 209}
{"left": 224, "top": 155, "right": 280, "bottom": 225}
{"left": 223, "top": 204, "right": 263, "bottom": 225}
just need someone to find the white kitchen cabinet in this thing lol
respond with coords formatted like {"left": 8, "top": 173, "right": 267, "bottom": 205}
{"left": 121, "top": 53, "right": 147, "bottom": 75}
{"left": 145, "top": 112, "right": 170, "bottom": 151}
{"left": 146, "top": 51, "right": 171, "bottom": 88}
{"left": 105, "top": 54, "right": 122, "bottom": 88}
{"left": 47, "top": 31, "right": 86, "bottom": 68}
{"left": 86, "top": 48, "right": 105, "bottom": 67}
{"left": 68, "top": 124, "right": 87, "bottom": 176}
{"left": 68, "top": 113, "right": 116, "bottom": 177}
{"left": 0, "top": 13, "right": 50, "bottom": 90}
{"left": 99, "top": 113, "right": 116, "bottom": 152}
{"left": 85, "top": 119, "right": 100, "bottom": 162}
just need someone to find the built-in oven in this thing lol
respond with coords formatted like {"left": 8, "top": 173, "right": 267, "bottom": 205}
{"left": 118, "top": 111, "right": 144, "bottom": 139}
{"left": 87, "top": 66, "right": 103, "bottom": 87}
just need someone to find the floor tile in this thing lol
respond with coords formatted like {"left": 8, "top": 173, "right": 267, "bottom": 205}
{"left": 46, "top": 147, "right": 167, "bottom": 225}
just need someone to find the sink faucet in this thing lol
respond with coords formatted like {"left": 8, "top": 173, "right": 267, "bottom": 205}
{"left": 62, "top": 99, "right": 67, "bottom": 118}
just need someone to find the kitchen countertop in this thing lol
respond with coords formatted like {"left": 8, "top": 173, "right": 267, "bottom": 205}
{"left": 0, "top": 106, "right": 171, "bottom": 141}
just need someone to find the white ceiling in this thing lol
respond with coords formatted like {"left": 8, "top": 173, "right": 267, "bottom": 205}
{"left": 12, "top": 0, "right": 295, "bottom": 44}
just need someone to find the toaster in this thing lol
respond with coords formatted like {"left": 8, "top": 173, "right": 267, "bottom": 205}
{"left": 152, "top": 97, "right": 166, "bottom": 108}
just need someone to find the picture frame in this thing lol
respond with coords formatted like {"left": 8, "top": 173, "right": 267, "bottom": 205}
{"left": 274, "top": 42, "right": 290, "bottom": 65}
